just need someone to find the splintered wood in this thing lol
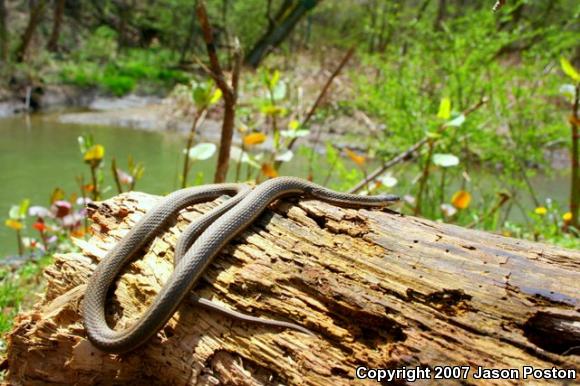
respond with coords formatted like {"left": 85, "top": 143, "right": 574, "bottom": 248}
{"left": 3, "top": 192, "right": 579, "bottom": 385}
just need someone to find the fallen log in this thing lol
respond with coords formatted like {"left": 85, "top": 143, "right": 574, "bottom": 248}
{"left": 2, "top": 191, "right": 579, "bottom": 385}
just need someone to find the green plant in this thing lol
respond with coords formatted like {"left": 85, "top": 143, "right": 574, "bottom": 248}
{"left": 3, "top": 200, "right": 29, "bottom": 256}
{"left": 101, "top": 74, "right": 136, "bottom": 96}
{"left": 180, "top": 80, "right": 222, "bottom": 187}
{"left": 559, "top": 58, "right": 580, "bottom": 230}
{"left": 111, "top": 156, "right": 145, "bottom": 194}
{"left": 0, "top": 255, "right": 52, "bottom": 343}
{"left": 78, "top": 135, "right": 105, "bottom": 200}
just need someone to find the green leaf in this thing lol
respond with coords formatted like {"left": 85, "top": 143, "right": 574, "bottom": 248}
{"left": 280, "top": 129, "right": 309, "bottom": 138}
{"left": 437, "top": 97, "right": 451, "bottom": 120}
{"left": 269, "top": 70, "right": 280, "bottom": 89}
{"left": 445, "top": 114, "right": 466, "bottom": 127}
{"left": 288, "top": 120, "right": 300, "bottom": 130}
{"left": 275, "top": 150, "right": 294, "bottom": 162}
{"left": 230, "top": 146, "right": 245, "bottom": 161}
{"left": 193, "top": 171, "right": 205, "bottom": 186}
{"left": 560, "top": 84, "right": 576, "bottom": 98}
{"left": 272, "top": 81, "right": 287, "bottom": 101}
{"left": 231, "top": 146, "right": 261, "bottom": 169}
{"left": 433, "top": 153, "right": 459, "bottom": 167}
{"left": 425, "top": 131, "right": 442, "bottom": 139}
{"left": 77, "top": 136, "right": 86, "bottom": 153}
{"left": 325, "top": 142, "right": 339, "bottom": 164}
{"left": 378, "top": 174, "right": 398, "bottom": 187}
{"left": 560, "top": 58, "right": 580, "bottom": 82}
{"left": 8, "top": 205, "right": 20, "bottom": 220}
{"left": 209, "top": 89, "right": 222, "bottom": 105}
{"left": 187, "top": 143, "right": 216, "bottom": 161}
{"left": 261, "top": 104, "right": 288, "bottom": 117}
{"left": 77, "top": 134, "right": 94, "bottom": 154}
{"left": 19, "top": 199, "right": 30, "bottom": 218}
{"left": 9, "top": 199, "right": 30, "bottom": 220}
{"left": 192, "top": 86, "right": 210, "bottom": 109}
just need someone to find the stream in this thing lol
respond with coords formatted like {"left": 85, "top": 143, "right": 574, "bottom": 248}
{"left": 0, "top": 113, "right": 571, "bottom": 258}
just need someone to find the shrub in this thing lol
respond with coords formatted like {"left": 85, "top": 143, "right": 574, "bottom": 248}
{"left": 101, "top": 75, "right": 136, "bottom": 96}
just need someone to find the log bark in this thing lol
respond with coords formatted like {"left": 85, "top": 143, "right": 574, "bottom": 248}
{"left": 3, "top": 191, "right": 579, "bottom": 385}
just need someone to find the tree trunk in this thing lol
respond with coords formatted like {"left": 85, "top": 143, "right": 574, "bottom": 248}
{"left": 0, "top": 0, "right": 7, "bottom": 62}
{"left": 433, "top": 0, "right": 446, "bottom": 31}
{"left": 245, "top": 0, "right": 321, "bottom": 68}
{"left": 179, "top": 1, "right": 199, "bottom": 64}
{"left": 15, "top": 0, "right": 46, "bottom": 63}
{"left": 213, "top": 96, "right": 236, "bottom": 182}
{"left": 195, "top": 0, "right": 239, "bottom": 184}
{"left": 46, "top": 0, "right": 65, "bottom": 52}
{"left": 2, "top": 191, "right": 579, "bottom": 385}
{"left": 115, "top": 0, "right": 132, "bottom": 49}
{"left": 366, "top": 0, "right": 377, "bottom": 53}
{"left": 569, "top": 85, "right": 580, "bottom": 229}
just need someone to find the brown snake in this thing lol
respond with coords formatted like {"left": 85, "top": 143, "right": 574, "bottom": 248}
{"left": 83, "top": 177, "right": 399, "bottom": 353}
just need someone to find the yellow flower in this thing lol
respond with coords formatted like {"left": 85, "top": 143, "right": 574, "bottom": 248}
{"left": 5, "top": 219, "right": 23, "bottom": 231}
{"left": 261, "top": 163, "right": 278, "bottom": 178}
{"left": 243, "top": 132, "right": 267, "bottom": 146}
{"left": 534, "top": 207, "right": 547, "bottom": 216}
{"left": 71, "top": 227, "right": 86, "bottom": 238}
{"left": 345, "top": 148, "right": 366, "bottom": 167}
{"left": 451, "top": 190, "right": 471, "bottom": 209}
{"left": 563, "top": 212, "right": 573, "bottom": 222}
{"left": 83, "top": 144, "right": 105, "bottom": 163}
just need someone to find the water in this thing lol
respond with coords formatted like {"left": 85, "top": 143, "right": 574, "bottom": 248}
{"left": 0, "top": 115, "right": 197, "bottom": 257}
{"left": 0, "top": 114, "right": 572, "bottom": 257}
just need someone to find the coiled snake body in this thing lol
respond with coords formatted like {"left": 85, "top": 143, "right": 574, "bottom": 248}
{"left": 83, "top": 177, "right": 399, "bottom": 353}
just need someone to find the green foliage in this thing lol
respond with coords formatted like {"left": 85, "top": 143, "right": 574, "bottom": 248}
{"left": 57, "top": 48, "right": 188, "bottom": 95}
{"left": 101, "top": 74, "right": 136, "bottom": 96}
{"left": 76, "top": 26, "right": 118, "bottom": 62}
{"left": 327, "top": 2, "right": 579, "bottom": 249}
{"left": 0, "top": 256, "right": 52, "bottom": 341}
{"left": 191, "top": 80, "right": 222, "bottom": 110}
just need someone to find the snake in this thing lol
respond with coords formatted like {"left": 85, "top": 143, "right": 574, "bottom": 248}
{"left": 83, "top": 177, "right": 399, "bottom": 353}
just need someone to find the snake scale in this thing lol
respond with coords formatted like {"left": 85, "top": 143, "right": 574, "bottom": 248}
{"left": 83, "top": 177, "right": 399, "bottom": 353}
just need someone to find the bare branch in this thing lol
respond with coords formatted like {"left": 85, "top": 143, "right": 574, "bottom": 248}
{"left": 196, "top": 0, "right": 240, "bottom": 183}
{"left": 348, "top": 97, "right": 488, "bottom": 194}
{"left": 275, "top": 47, "right": 355, "bottom": 171}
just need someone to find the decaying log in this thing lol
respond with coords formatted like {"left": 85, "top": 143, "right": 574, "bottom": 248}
{"left": 3, "top": 191, "right": 580, "bottom": 385}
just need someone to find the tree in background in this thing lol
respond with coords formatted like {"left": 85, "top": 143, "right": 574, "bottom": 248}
{"left": 0, "top": 0, "right": 7, "bottom": 62}
{"left": 46, "top": 0, "right": 65, "bottom": 52}
{"left": 245, "top": 0, "right": 321, "bottom": 68}
{"left": 15, "top": 0, "right": 46, "bottom": 62}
